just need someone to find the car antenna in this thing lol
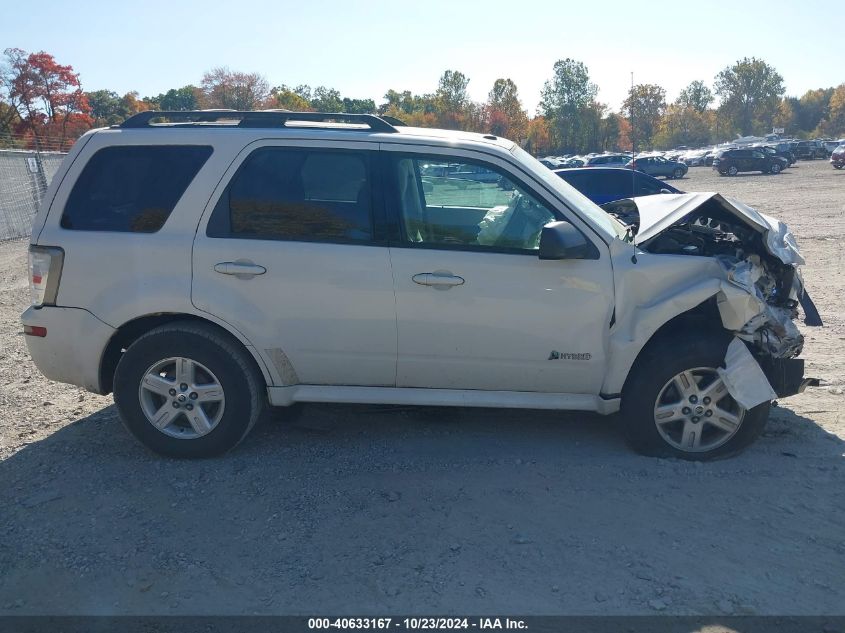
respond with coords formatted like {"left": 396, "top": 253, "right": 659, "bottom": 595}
{"left": 630, "top": 71, "right": 636, "bottom": 201}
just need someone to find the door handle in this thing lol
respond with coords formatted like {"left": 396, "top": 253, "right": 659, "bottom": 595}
{"left": 214, "top": 261, "right": 267, "bottom": 278}
{"left": 412, "top": 272, "right": 465, "bottom": 288}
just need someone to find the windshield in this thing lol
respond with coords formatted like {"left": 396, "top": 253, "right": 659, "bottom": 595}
{"left": 510, "top": 145, "right": 624, "bottom": 241}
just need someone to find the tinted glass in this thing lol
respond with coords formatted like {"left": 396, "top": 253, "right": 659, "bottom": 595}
{"left": 635, "top": 174, "right": 664, "bottom": 196}
{"left": 595, "top": 171, "right": 634, "bottom": 197}
{"left": 393, "top": 156, "right": 555, "bottom": 252}
{"left": 62, "top": 145, "right": 212, "bottom": 232}
{"left": 209, "top": 148, "right": 373, "bottom": 242}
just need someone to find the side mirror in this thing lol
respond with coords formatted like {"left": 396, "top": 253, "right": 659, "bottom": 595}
{"left": 538, "top": 221, "right": 596, "bottom": 260}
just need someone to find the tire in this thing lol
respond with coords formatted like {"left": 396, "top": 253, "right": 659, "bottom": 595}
{"left": 727, "top": 165, "right": 738, "bottom": 176}
{"left": 621, "top": 331, "right": 770, "bottom": 461}
{"left": 113, "top": 321, "right": 267, "bottom": 457}
{"left": 770, "top": 163, "right": 782, "bottom": 174}
{"left": 672, "top": 168, "right": 684, "bottom": 180}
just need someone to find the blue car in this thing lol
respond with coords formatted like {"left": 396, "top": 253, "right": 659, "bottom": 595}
{"left": 553, "top": 167, "right": 683, "bottom": 205}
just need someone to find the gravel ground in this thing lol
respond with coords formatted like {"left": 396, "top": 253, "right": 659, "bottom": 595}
{"left": 0, "top": 160, "right": 843, "bottom": 616}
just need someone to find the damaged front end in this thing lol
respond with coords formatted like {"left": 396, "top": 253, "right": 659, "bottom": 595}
{"left": 604, "top": 192, "right": 822, "bottom": 406}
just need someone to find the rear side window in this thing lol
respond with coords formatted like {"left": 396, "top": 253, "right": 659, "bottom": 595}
{"left": 62, "top": 145, "right": 212, "bottom": 232}
{"left": 207, "top": 147, "right": 373, "bottom": 243}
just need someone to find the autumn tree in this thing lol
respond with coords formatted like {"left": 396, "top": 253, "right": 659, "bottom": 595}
{"left": 818, "top": 84, "right": 845, "bottom": 137}
{"left": 676, "top": 80, "right": 713, "bottom": 113}
{"left": 623, "top": 83, "right": 667, "bottom": 149}
{"left": 714, "top": 57, "right": 784, "bottom": 136}
{"left": 485, "top": 78, "right": 528, "bottom": 141}
{"left": 525, "top": 116, "right": 552, "bottom": 156}
{"left": 796, "top": 88, "right": 834, "bottom": 134}
{"left": 539, "top": 59, "right": 597, "bottom": 152}
{"left": 435, "top": 70, "right": 471, "bottom": 129}
{"left": 2, "top": 48, "right": 92, "bottom": 148}
{"left": 653, "top": 104, "right": 712, "bottom": 149}
{"left": 201, "top": 67, "right": 269, "bottom": 110}
{"left": 270, "top": 84, "right": 312, "bottom": 111}
{"left": 772, "top": 98, "right": 797, "bottom": 134}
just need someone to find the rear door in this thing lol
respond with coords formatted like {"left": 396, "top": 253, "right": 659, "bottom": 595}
{"left": 382, "top": 147, "right": 614, "bottom": 394}
{"left": 192, "top": 140, "right": 397, "bottom": 387}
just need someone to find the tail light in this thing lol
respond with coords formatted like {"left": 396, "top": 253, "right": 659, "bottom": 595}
{"left": 28, "top": 246, "right": 64, "bottom": 307}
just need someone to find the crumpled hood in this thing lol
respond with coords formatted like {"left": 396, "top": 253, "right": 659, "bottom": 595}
{"left": 631, "top": 192, "right": 805, "bottom": 266}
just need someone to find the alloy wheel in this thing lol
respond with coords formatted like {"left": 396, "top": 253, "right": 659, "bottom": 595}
{"left": 653, "top": 367, "right": 745, "bottom": 453}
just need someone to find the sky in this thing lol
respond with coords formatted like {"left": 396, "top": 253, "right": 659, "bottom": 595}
{"left": 1, "top": 0, "right": 840, "bottom": 114}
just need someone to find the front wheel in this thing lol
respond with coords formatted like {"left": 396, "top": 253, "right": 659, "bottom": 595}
{"left": 672, "top": 168, "right": 684, "bottom": 179}
{"left": 770, "top": 163, "right": 782, "bottom": 174}
{"left": 114, "top": 322, "right": 267, "bottom": 457}
{"left": 621, "top": 333, "right": 770, "bottom": 460}
{"left": 727, "top": 165, "right": 739, "bottom": 176}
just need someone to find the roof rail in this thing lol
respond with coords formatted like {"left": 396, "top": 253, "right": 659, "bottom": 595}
{"left": 118, "top": 110, "right": 398, "bottom": 133}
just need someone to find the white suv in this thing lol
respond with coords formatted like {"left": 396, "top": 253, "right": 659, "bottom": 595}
{"left": 22, "top": 111, "right": 820, "bottom": 459}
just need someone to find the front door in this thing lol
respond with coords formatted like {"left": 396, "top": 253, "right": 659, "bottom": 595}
{"left": 382, "top": 149, "right": 615, "bottom": 394}
{"left": 192, "top": 140, "right": 397, "bottom": 387}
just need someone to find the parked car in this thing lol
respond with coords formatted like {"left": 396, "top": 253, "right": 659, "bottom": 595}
{"left": 831, "top": 144, "right": 845, "bottom": 169}
{"left": 558, "top": 156, "right": 586, "bottom": 169}
{"left": 823, "top": 140, "right": 841, "bottom": 155}
{"left": 794, "top": 140, "right": 827, "bottom": 160}
{"left": 585, "top": 154, "right": 631, "bottom": 168}
{"left": 554, "top": 167, "right": 682, "bottom": 205}
{"left": 626, "top": 155, "right": 688, "bottom": 179}
{"left": 760, "top": 143, "right": 796, "bottom": 165}
{"left": 712, "top": 148, "right": 788, "bottom": 175}
{"left": 21, "top": 109, "right": 818, "bottom": 461}
{"left": 680, "top": 150, "right": 708, "bottom": 167}
{"left": 752, "top": 144, "right": 795, "bottom": 167}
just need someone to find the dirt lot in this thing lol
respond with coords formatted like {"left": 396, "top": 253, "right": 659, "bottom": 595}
{"left": 0, "top": 160, "right": 843, "bottom": 616}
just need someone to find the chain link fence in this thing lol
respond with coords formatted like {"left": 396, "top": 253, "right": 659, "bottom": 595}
{"left": 0, "top": 139, "right": 68, "bottom": 241}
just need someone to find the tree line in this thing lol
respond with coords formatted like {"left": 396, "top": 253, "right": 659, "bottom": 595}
{"left": 2, "top": 47, "right": 844, "bottom": 154}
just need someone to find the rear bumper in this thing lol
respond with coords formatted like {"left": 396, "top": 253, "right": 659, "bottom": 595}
{"left": 21, "top": 306, "right": 115, "bottom": 394}
{"left": 759, "top": 357, "right": 818, "bottom": 399}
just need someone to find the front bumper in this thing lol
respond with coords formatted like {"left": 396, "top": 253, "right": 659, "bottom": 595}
{"left": 21, "top": 306, "right": 116, "bottom": 394}
{"left": 759, "top": 356, "right": 818, "bottom": 399}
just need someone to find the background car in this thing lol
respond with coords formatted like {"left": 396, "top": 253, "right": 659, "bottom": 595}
{"left": 831, "top": 145, "right": 845, "bottom": 169}
{"left": 752, "top": 144, "right": 795, "bottom": 167}
{"left": 794, "top": 140, "right": 828, "bottom": 160}
{"left": 626, "top": 155, "right": 688, "bottom": 179}
{"left": 712, "top": 148, "right": 788, "bottom": 175}
{"left": 554, "top": 167, "right": 682, "bottom": 205}
{"left": 585, "top": 153, "right": 631, "bottom": 168}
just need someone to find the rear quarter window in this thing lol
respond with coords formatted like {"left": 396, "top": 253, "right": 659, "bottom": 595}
{"left": 61, "top": 145, "right": 212, "bottom": 232}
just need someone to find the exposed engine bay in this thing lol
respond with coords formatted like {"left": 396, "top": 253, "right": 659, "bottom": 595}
{"left": 603, "top": 193, "right": 822, "bottom": 366}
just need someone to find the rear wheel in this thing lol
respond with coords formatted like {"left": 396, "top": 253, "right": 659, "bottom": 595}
{"left": 114, "top": 322, "right": 266, "bottom": 457}
{"left": 621, "top": 333, "right": 770, "bottom": 460}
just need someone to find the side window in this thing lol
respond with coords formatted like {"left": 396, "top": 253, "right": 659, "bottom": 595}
{"left": 751, "top": 151, "right": 764, "bottom": 159}
{"left": 391, "top": 156, "right": 556, "bottom": 252}
{"left": 635, "top": 174, "right": 663, "bottom": 196}
{"left": 62, "top": 145, "right": 212, "bottom": 232}
{"left": 598, "top": 171, "right": 635, "bottom": 198}
{"left": 207, "top": 147, "right": 373, "bottom": 243}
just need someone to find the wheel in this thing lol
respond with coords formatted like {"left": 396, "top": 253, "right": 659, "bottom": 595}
{"left": 835, "top": 165, "right": 844, "bottom": 170}
{"left": 770, "top": 163, "right": 781, "bottom": 174}
{"left": 114, "top": 321, "right": 267, "bottom": 457}
{"left": 727, "top": 165, "right": 738, "bottom": 176}
{"left": 621, "top": 332, "right": 770, "bottom": 460}
{"left": 672, "top": 168, "right": 684, "bottom": 179}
